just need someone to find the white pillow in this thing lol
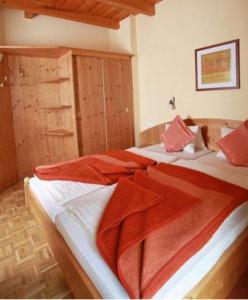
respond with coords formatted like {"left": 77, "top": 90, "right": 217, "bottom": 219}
{"left": 188, "top": 125, "right": 206, "bottom": 152}
{"left": 216, "top": 127, "right": 234, "bottom": 159}
{"left": 163, "top": 124, "right": 205, "bottom": 153}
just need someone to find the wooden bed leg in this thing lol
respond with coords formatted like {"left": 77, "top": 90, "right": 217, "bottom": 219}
{"left": 24, "top": 177, "right": 30, "bottom": 207}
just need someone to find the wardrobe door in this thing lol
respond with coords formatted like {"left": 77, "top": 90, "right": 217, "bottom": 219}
{"left": 75, "top": 56, "right": 107, "bottom": 155}
{"left": 0, "top": 56, "right": 18, "bottom": 191}
{"left": 103, "top": 57, "right": 134, "bottom": 150}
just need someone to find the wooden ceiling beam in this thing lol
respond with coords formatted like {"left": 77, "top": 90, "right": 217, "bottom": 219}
{"left": 0, "top": 0, "right": 120, "bottom": 29}
{"left": 98, "top": 0, "right": 155, "bottom": 16}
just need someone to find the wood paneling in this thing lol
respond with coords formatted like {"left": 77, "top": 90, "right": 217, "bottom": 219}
{"left": 140, "top": 118, "right": 242, "bottom": 151}
{"left": 75, "top": 56, "right": 107, "bottom": 155}
{"left": 0, "top": 55, "right": 18, "bottom": 192}
{"left": 8, "top": 53, "right": 78, "bottom": 178}
{"left": 103, "top": 57, "right": 134, "bottom": 150}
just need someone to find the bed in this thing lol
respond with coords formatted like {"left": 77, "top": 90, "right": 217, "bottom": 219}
{"left": 25, "top": 118, "right": 248, "bottom": 299}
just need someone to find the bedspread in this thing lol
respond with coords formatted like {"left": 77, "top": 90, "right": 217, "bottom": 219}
{"left": 96, "top": 164, "right": 248, "bottom": 298}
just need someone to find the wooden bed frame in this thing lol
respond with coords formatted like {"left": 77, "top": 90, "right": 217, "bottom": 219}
{"left": 25, "top": 118, "right": 248, "bottom": 299}
{"left": 140, "top": 118, "right": 242, "bottom": 151}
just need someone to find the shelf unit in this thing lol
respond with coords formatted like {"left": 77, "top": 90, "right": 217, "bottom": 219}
{"left": 43, "top": 129, "right": 74, "bottom": 137}
{"left": 40, "top": 77, "right": 70, "bottom": 84}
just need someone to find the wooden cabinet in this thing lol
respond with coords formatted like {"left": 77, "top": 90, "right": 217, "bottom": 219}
{"left": 0, "top": 46, "right": 134, "bottom": 186}
{"left": 75, "top": 55, "right": 134, "bottom": 155}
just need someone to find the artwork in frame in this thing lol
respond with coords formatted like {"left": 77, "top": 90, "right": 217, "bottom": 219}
{"left": 195, "top": 39, "right": 240, "bottom": 91}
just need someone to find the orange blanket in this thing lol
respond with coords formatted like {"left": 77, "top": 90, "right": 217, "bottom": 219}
{"left": 34, "top": 149, "right": 156, "bottom": 184}
{"left": 96, "top": 164, "right": 248, "bottom": 298}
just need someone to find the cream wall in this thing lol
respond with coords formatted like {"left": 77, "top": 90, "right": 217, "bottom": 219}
{"left": 2, "top": 8, "right": 110, "bottom": 50}
{"left": 135, "top": 0, "right": 248, "bottom": 131}
{"left": 0, "top": 9, "right": 5, "bottom": 44}
{"left": 109, "top": 18, "right": 132, "bottom": 53}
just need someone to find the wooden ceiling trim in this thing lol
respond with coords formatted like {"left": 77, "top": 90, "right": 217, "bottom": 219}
{"left": 0, "top": 46, "right": 133, "bottom": 59}
{"left": 0, "top": 0, "right": 120, "bottom": 29}
{"left": 97, "top": 0, "right": 155, "bottom": 16}
{"left": 69, "top": 47, "right": 133, "bottom": 59}
{"left": 0, "top": 46, "right": 70, "bottom": 58}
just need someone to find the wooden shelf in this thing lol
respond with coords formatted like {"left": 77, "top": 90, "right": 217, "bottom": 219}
{"left": 40, "top": 77, "right": 70, "bottom": 84}
{"left": 43, "top": 129, "right": 74, "bottom": 137}
{"left": 41, "top": 105, "right": 72, "bottom": 110}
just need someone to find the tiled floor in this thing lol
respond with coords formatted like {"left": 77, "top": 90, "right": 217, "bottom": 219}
{"left": 0, "top": 182, "right": 73, "bottom": 299}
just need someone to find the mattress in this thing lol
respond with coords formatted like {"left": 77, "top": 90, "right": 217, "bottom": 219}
{"left": 55, "top": 153, "right": 248, "bottom": 299}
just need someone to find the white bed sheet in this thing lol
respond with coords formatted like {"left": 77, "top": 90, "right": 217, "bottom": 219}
{"left": 29, "top": 176, "right": 105, "bottom": 221}
{"left": 174, "top": 152, "right": 248, "bottom": 189}
{"left": 127, "top": 146, "right": 179, "bottom": 163}
{"left": 55, "top": 152, "right": 248, "bottom": 299}
{"left": 137, "top": 144, "right": 212, "bottom": 160}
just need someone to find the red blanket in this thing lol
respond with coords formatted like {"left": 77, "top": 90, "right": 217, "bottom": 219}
{"left": 96, "top": 164, "right": 248, "bottom": 298}
{"left": 34, "top": 149, "right": 156, "bottom": 184}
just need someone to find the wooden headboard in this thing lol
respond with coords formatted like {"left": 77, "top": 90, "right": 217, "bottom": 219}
{"left": 140, "top": 118, "right": 242, "bottom": 151}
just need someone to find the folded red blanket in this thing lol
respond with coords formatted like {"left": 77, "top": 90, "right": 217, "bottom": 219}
{"left": 105, "top": 149, "right": 156, "bottom": 169}
{"left": 96, "top": 164, "right": 248, "bottom": 298}
{"left": 34, "top": 150, "right": 156, "bottom": 184}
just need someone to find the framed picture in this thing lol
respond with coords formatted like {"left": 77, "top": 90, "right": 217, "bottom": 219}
{"left": 195, "top": 39, "right": 240, "bottom": 91}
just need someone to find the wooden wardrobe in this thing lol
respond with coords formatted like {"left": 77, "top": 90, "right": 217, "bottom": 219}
{"left": 75, "top": 55, "right": 134, "bottom": 155}
{"left": 0, "top": 47, "right": 134, "bottom": 190}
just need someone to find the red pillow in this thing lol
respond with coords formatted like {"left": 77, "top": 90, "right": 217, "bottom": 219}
{"left": 161, "top": 115, "right": 196, "bottom": 152}
{"left": 217, "top": 120, "right": 248, "bottom": 167}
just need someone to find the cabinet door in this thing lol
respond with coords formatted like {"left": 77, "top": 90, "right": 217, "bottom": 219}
{"left": 75, "top": 56, "right": 107, "bottom": 155}
{"left": 103, "top": 58, "right": 134, "bottom": 150}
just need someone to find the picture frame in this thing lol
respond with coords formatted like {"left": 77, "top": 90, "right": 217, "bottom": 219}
{"left": 195, "top": 39, "right": 240, "bottom": 91}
